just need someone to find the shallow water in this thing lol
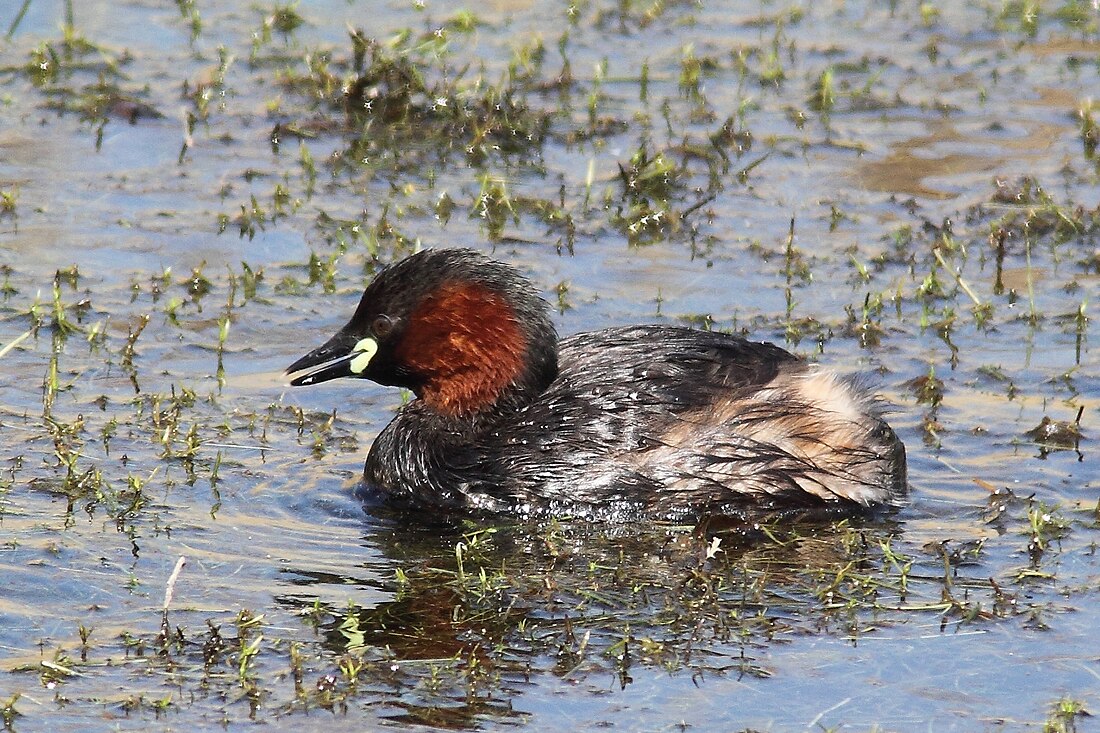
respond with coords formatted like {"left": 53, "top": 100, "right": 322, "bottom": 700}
{"left": 1, "top": 1, "right": 1098, "bottom": 731}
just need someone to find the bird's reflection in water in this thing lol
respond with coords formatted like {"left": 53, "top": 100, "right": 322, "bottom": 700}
{"left": 273, "top": 501, "right": 905, "bottom": 729}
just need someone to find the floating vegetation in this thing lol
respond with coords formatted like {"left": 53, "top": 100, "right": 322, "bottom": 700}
{"left": 4, "top": 28, "right": 161, "bottom": 145}
{"left": 0, "top": 185, "right": 17, "bottom": 218}
{"left": 1025, "top": 408, "right": 1085, "bottom": 453}
{"left": 272, "top": 27, "right": 552, "bottom": 168}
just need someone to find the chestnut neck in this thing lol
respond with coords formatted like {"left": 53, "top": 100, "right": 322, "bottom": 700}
{"left": 394, "top": 280, "right": 557, "bottom": 421}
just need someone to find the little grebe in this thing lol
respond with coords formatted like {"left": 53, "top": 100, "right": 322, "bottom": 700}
{"left": 287, "top": 248, "right": 906, "bottom": 520}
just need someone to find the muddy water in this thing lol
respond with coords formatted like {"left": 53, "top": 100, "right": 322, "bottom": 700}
{"left": 1, "top": 1, "right": 1098, "bottom": 731}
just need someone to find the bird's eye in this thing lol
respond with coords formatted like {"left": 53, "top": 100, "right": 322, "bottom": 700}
{"left": 371, "top": 315, "right": 395, "bottom": 338}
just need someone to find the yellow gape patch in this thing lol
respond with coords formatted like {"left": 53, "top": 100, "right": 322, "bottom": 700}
{"left": 349, "top": 338, "right": 378, "bottom": 374}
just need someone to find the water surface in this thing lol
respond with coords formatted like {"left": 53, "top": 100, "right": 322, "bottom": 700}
{"left": 1, "top": 1, "right": 1097, "bottom": 731}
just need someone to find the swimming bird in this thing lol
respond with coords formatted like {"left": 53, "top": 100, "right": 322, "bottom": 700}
{"left": 287, "top": 248, "right": 906, "bottom": 520}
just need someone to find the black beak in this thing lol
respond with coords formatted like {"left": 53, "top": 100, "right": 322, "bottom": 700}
{"left": 285, "top": 332, "right": 360, "bottom": 386}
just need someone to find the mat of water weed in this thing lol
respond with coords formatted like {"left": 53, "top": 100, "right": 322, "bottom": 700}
{"left": 0, "top": 1, "right": 1097, "bottom": 731}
